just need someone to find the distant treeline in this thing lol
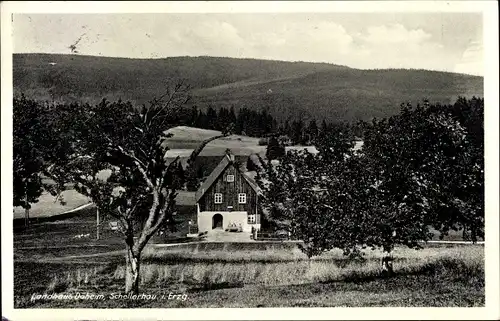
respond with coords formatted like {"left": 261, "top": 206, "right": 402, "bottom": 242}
{"left": 173, "top": 105, "right": 360, "bottom": 145}
{"left": 185, "top": 106, "right": 276, "bottom": 138}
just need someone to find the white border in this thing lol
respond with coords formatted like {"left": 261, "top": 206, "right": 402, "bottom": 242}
{"left": 1, "top": 1, "right": 499, "bottom": 320}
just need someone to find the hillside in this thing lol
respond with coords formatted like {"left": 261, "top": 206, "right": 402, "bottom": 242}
{"left": 13, "top": 53, "right": 483, "bottom": 122}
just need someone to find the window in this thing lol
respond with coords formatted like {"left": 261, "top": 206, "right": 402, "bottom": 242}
{"left": 238, "top": 193, "right": 247, "bottom": 204}
{"left": 226, "top": 175, "right": 235, "bottom": 182}
{"left": 248, "top": 214, "right": 256, "bottom": 224}
{"left": 214, "top": 193, "right": 223, "bottom": 204}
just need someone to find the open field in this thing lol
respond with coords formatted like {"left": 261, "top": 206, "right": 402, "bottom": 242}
{"left": 13, "top": 208, "right": 484, "bottom": 308}
{"left": 165, "top": 126, "right": 266, "bottom": 157}
{"left": 12, "top": 168, "right": 484, "bottom": 308}
{"left": 13, "top": 189, "right": 195, "bottom": 226}
{"left": 14, "top": 242, "right": 484, "bottom": 308}
{"left": 13, "top": 190, "right": 90, "bottom": 220}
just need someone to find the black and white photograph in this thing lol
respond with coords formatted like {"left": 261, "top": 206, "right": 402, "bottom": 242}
{"left": 1, "top": 1, "right": 498, "bottom": 320}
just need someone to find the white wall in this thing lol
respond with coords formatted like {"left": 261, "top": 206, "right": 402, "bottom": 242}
{"left": 198, "top": 211, "right": 261, "bottom": 233}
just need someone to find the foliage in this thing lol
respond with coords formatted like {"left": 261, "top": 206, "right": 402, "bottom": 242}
{"left": 258, "top": 97, "right": 484, "bottom": 258}
{"left": 246, "top": 157, "right": 259, "bottom": 172}
{"left": 33, "top": 82, "right": 230, "bottom": 294}
{"left": 258, "top": 138, "right": 268, "bottom": 146}
{"left": 13, "top": 95, "right": 46, "bottom": 214}
{"left": 257, "top": 124, "right": 360, "bottom": 258}
{"left": 360, "top": 98, "right": 484, "bottom": 249}
{"left": 12, "top": 95, "right": 78, "bottom": 224}
{"left": 265, "top": 136, "right": 286, "bottom": 161}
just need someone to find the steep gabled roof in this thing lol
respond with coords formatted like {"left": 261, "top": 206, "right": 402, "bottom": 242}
{"left": 195, "top": 151, "right": 261, "bottom": 203}
{"left": 241, "top": 171, "right": 261, "bottom": 195}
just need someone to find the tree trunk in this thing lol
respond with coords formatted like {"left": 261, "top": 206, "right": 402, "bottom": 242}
{"left": 24, "top": 191, "right": 30, "bottom": 227}
{"left": 124, "top": 245, "right": 141, "bottom": 294}
{"left": 381, "top": 250, "right": 394, "bottom": 277}
{"left": 96, "top": 208, "right": 100, "bottom": 240}
{"left": 24, "top": 207, "right": 30, "bottom": 228}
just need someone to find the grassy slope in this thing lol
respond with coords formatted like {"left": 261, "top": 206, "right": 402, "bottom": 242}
{"left": 13, "top": 190, "right": 91, "bottom": 219}
{"left": 165, "top": 126, "right": 265, "bottom": 156}
{"left": 14, "top": 245, "right": 484, "bottom": 308}
{"left": 13, "top": 201, "right": 484, "bottom": 308}
{"left": 13, "top": 53, "right": 483, "bottom": 123}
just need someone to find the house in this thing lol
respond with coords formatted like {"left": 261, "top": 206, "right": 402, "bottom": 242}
{"left": 195, "top": 150, "right": 262, "bottom": 234}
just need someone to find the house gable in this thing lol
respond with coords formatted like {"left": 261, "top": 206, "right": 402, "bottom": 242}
{"left": 196, "top": 151, "right": 260, "bottom": 213}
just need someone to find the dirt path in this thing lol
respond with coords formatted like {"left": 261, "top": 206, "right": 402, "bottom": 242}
{"left": 15, "top": 249, "right": 126, "bottom": 263}
{"left": 14, "top": 242, "right": 195, "bottom": 263}
{"left": 15, "top": 244, "right": 115, "bottom": 250}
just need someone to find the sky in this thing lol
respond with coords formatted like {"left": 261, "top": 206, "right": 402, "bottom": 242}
{"left": 12, "top": 12, "right": 484, "bottom": 76}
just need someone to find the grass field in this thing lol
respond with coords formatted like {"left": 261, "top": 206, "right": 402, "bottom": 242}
{"left": 13, "top": 206, "right": 485, "bottom": 308}
{"left": 13, "top": 190, "right": 91, "bottom": 220}
{"left": 13, "top": 207, "right": 484, "bottom": 308}
{"left": 14, "top": 243, "right": 484, "bottom": 308}
{"left": 11, "top": 137, "right": 484, "bottom": 309}
{"left": 164, "top": 126, "right": 266, "bottom": 159}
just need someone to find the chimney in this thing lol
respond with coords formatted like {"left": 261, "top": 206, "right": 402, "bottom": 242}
{"left": 226, "top": 149, "right": 234, "bottom": 162}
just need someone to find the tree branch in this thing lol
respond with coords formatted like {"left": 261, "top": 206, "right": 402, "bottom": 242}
{"left": 186, "top": 134, "right": 226, "bottom": 168}
{"left": 114, "top": 145, "right": 155, "bottom": 190}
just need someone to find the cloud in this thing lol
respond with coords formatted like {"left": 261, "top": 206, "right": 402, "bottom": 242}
{"left": 165, "top": 19, "right": 246, "bottom": 57}
{"left": 244, "top": 21, "right": 354, "bottom": 62}
{"left": 345, "top": 24, "right": 459, "bottom": 72}
{"left": 454, "top": 41, "right": 483, "bottom": 76}
{"left": 12, "top": 14, "right": 483, "bottom": 75}
{"left": 360, "top": 23, "right": 431, "bottom": 45}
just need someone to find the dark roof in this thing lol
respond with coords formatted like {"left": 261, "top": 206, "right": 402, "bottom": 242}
{"left": 195, "top": 151, "right": 261, "bottom": 202}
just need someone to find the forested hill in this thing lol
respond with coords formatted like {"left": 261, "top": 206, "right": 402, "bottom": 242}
{"left": 13, "top": 53, "right": 483, "bottom": 123}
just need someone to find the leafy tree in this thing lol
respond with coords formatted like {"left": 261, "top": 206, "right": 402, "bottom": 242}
{"left": 307, "top": 119, "right": 318, "bottom": 143}
{"left": 228, "top": 106, "right": 237, "bottom": 126}
{"left": 196, "top": 109, "right": 208, "bottom": 129}
{"left": 189, "top": 106, "right": 199, "bottom": 126}
{"left": 266, "top": 136, "right": 286, "bottom": 161}
{"left": 217, "top": 107, "right": 228, "bottom": 131}
{"left": 50, "top": 84, "right": 230, "bottom": 294}
{"left": 291, "top": 120, "right": 305, "bottom": 145}
{"left": 320, "top": 119, "right": 328, "bottom": 137}
{"left": 257, "top": 125, "right": 362, "bottom": 259}
{"left": 206, "top": 106, "right": 218, "bottom": 129}
{"left": 281, "top": 119, "right": 291, "bottom": 136}
{"left": 246, "top": 156, "right": 258, "bottom": 172}
{"left": 258, "top": 97, "right": 484, "bottom": 265}
{"left": 13, "top": 96, "right": 85, "bottom": 227}
{"left": 360, "top": 98, "right": 484, "bottom": 253}
{"left": 13, "top": 95, "right": 47, "bottom": 226}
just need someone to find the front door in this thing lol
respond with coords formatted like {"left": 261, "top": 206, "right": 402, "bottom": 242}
{"left": 212, "top": 214, "right": 223, "bottom": 229}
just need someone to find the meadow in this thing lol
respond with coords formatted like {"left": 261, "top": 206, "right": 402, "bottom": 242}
{"left": 13, "top": 189, "right": 90, "bottom": 220}
{"left": 14, "top": 240, "right": 484, "bottom": 308}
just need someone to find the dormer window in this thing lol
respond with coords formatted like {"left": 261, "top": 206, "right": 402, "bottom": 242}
{"left": 226, "top": 175, "right": 235, "bottom": 182}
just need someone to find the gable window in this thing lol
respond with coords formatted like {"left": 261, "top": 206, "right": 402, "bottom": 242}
{"left": 238, "top": 193, "right": 247, "bottom": 204}
{"left": 248, "top": 214, "right": 256, "bottom": 224}
{"left": 214, "top": 193, "right": 223, "bottom": 204}
{"left": 226, "top": 175, "right": 235, "bottom": 182}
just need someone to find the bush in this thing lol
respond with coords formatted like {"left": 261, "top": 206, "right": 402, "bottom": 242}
{"left": 258, "top": 138, "right": 268, "bottom": 146}
{"left": 266, "top": 136, "right": 285, "bottom": 160}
